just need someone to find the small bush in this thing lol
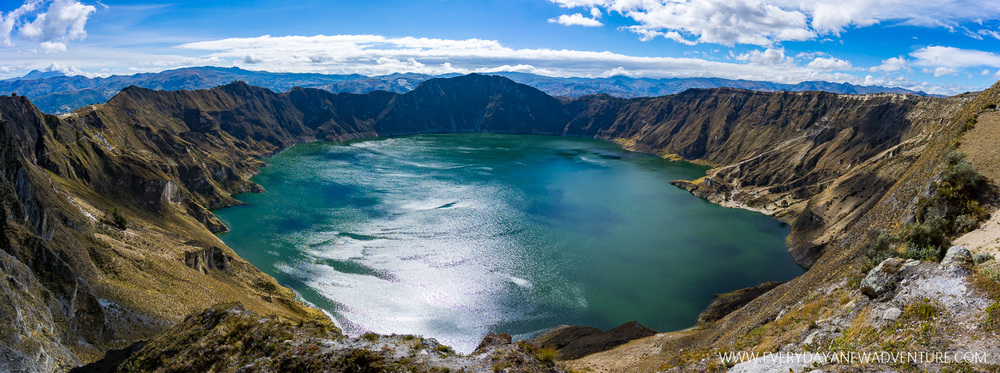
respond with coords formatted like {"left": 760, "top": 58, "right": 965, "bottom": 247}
{"left": 937, "top": 150, "right": 985, "bottom": 208}
{"left": 904, "top": 245, "right": 941, "bottom": 262}
{"left": 979, "top": 261, "right": 1000, "bottom": 282}
{"left": 435, "top": 344, "right": 455, "bottom": 355}
{"left": 983, "top": 303, "right": 1000, "bottom": 330}
{"left": 953, "top": 214, "right": 980, "bottom": 234}
{"left": 900, "top": 217, "right": 949, "bottom": 261}
{"left": 864, "top": 250, "right": 899, "bottom": 273}
{"left": 975, "top": 253, "right": 996, "bottom": 264}
{"left": 361, "top": 332, "right": 380, "bottom": 342}
{"left": 254, "top": 280, "right": 278, "bottom": 301}
{"left": 102, "top": 207, "right": 128, "bottom": 230}
{"left": 862, "top": 229, "right": 901, "bottom": 272}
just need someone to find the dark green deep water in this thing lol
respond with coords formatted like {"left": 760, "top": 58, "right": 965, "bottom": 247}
{"left": 214, "top": 133, "right": 803, "bottom": 353}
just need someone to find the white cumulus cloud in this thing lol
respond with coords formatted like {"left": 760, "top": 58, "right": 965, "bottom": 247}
{"left": 924, "top": 67, "right": 958, "bottom": 77}
{"left": 736, "top": 48, "right": 793, "bottom": 66}
{"left": 869, "top": 56, "right": 907, "bottom": 72}
{"left": 547, "top": 0, "right": 1000, "bottom": 46}
{"left": 0, "top": 0, "right": 96, "bottom": 50}
{"left": 178, "top": 34, "right": 901, "bottom": 89}
{"left": 806, "top": 56, "right": 852, "bottom": 71}
{"left": 548, "top": 13, "right": 603, "bottom": 27}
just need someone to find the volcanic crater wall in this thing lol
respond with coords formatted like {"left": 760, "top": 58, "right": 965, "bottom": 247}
{"left": 0, "top": 74, "right": 976, "bottom": 371}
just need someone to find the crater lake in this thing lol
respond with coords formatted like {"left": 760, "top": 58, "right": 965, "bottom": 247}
{"left": 214, "top": 133, "right": 804, "bottom": 353}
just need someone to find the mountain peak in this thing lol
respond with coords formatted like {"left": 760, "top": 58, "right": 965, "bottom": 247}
{"left": 14, "top": 69, "right": 66, "bottom": 81}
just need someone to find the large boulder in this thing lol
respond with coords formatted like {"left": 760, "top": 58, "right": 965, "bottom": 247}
{"left": 860, "top": 257, "right": 906, "bottom": 300}
{"left": 940, "top": 246, "right": 972, "bottom": 270}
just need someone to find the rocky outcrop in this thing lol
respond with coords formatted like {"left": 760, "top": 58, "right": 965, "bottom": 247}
{"left": 697, "top": 281, "right": 784, "bottom": 324}
{"left": 183, "top": 247, "right": 232, "bottom": 274}
{"left": 88, "top": 303, "right": 564, "bottom": 373}
{"left": 860, "top": 257, "right": 908, "bottom": 300}
{"left": 531, "top": 321, "right": 657, "bottom": 360}
{"left": 475, "top": 333, "right": 512, "bottom": 353}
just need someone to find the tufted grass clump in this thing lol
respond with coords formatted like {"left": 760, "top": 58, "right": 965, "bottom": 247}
{"left": 535, "top": 346, "right": 557, "bottom": 366}
{"left": 903, "top": 298, "right": 940, "bottom": 322}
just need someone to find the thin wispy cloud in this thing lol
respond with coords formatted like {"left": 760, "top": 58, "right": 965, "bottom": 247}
{"left": 910, "top": 46, "right": 1000, "bottom": 68}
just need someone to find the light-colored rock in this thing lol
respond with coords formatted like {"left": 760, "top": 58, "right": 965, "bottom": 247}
{"left": 860, "top": 257, "right": 905, "bottom": 299}
{"left": 881, "top": 307, "right": 902, "bottom": 321}
{"left": 941, "top": 245, "right": 972, "bottom": 269}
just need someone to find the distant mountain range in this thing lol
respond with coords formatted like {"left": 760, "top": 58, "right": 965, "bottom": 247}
{"left": 0, "top": 66, "right": 934, "bottom": 114}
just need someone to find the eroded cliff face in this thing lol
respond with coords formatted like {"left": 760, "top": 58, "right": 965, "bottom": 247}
{"left": 0, "top": 74, "right": 983, "bottom": 371}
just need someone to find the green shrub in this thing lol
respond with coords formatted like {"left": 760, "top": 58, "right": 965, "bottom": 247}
{"left": 938, "top": 150, "right": 985, "bottom": 207}
{"left": 983, "top": 303, "right": 1000, "bottom": 330}
{"left": 102, "top": 207, "right": 128, "bottom": 230}
{"left": 871, "top": 229, "right": 895, "bottom": 253}
{"left": 953, "top": 214, "right": 980, "bottom": 234}
{"left": 862, "top": 229, "right": 901, "bottom": 272}
{"left": 974, "top": 253, "right": 996, "bottom": 264}
{"left": 254, "top": 280, "right": 278, "bottom": 301}
{"left": 904, "top": 245, "right": 942, "bottom": 262}
{"left": 979, "top": 261, "right": 1000, "bottom": 282}
{"left": 864, "top": 250, "right": 899, "bottom": 273}
{"left": 435, "top": 344, "right": 455, "bottom": 355}
{"left": 900, "top": 216, "right": 948, "bottom": 260}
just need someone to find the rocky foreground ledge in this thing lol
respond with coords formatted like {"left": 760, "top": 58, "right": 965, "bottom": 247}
{"left": 72, "top": 302, "right": 663, "bottom": 373}
{"left": 72, "top": 303, "right": 565, "bottom": 373}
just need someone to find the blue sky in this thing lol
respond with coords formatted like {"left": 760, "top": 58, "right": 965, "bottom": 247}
{"left": 2, "top": 0, "right": 1000, "bottom": 95}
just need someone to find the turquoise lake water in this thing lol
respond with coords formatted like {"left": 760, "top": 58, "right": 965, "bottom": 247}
{"left": 214, "top": 133, "right": 803, "bottom": 353}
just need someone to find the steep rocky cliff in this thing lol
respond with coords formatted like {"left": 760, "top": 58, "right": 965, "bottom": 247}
{"left": 0, "top": 74, "right": 989, "bottom": 371}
